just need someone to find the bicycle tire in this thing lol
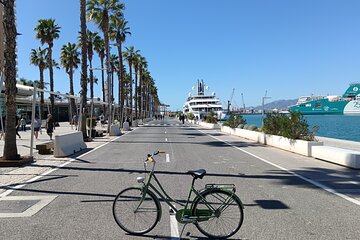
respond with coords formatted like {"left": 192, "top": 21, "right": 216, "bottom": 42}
{"left": 192, "top": 189, "right": 244, "bottom": 239}
{"left": 113, "top": 187, "right": 160, "bottom": 235}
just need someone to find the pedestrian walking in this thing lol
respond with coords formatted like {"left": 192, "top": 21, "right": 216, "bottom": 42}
{"left": 45, "top": 114, "right": 54, "bottom": 140}
{"left": 16, "top": 115, "right": 21, "bottom": 139}
{"left": 33, "top": 115, "right": 42, "bottom": 139}
{"left": 20, "top": 116, "right": 27, "bottom": 131}
{"left": 72, "top": 114, "right": 78, "bottom": 130}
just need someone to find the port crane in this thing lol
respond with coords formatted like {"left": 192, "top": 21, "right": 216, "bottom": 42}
{"left": 241, "top": 93, "right": 245, "bottom": 112}
{"left": 227, "top": 88, "right": 235, "bottom": 114}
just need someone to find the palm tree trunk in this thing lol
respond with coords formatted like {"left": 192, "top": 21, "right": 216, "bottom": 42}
{"left": 48, "top": 46, "right": 55, "bottom": 116}
{"left": 102, "top": 19, "right": 110, "bottom": 121}
{"left": 116, "top": 39, "right": 124, "bottom": 125}
{"left": 139, "top": 68, "right": 142, "bottom": 119}
{"left": 100, "top": 57, "right": 105, "bottom": 113}
{"left": 3, "top": 0, "right": 19, "bottom": 160}
{"left": 39, "top": 67, "right": 45, "bottom": 119}
{"left": 134, "top": 67, "right": 138, "bottom": 119}
{"left": 69, "top": 69, "right": 76, "bottom": 116}
{"left": 80, "top": 0, "right": 88, "bottom": 138}
{"left": 129, "top": 65, "right": 133, "bottom": 120}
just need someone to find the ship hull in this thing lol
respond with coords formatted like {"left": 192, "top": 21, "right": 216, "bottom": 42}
{"left": 290, "top": 83, "right": 360, "bottom": 115}
{"left": 290, "top": 99, "right": 360, "bottom": 115}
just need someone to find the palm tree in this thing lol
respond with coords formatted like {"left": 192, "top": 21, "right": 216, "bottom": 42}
{"left": 138, "top": 56, "right": 147, "bottom": 119}
{"left": 2, "top": 0, "right": 19, "bottom": 160}
{"left": 60, "top": 42, "right": 80, "bottom": 116}
{"left": 80, "top": 0, "right": 88, "bottom": 138}
{"left": 109, "top": 54, "right": 119, "bottom": 117}
{"left": 109, "top": 54, "right": 119, "bottom": 101}
{"left": 34, "top": 18, "right": 61, "bottom": 116}
{"left": 78, "top": 30, "right": 99, "bottom": 122}
{"left": 133, "top": 51, "right": 141, "bottom": 119}
{"left": 18, "top": 77, "right": 34, "bottom": 86}
{"left": 93, "top": 35, "right": 105, "bottom": 104}
{"left": 123, "top": 46, "right": 139, "bottom": 120}
{"left": 30, "top": 47, "right": 47, "bottom": 118}
{"left": 109, "top": 16, "right": 131, "bottom": 124}
{"left": 87, "top": 0, "right": 124, "bottom": 122}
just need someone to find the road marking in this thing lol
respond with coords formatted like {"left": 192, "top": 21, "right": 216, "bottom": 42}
{"left": 0, "top": 131, "right": 134, "bottom": 198}
{"left": 169, "top": 207, "right": 179, "bottom": 238}
{"left": 0, "top": 195, "right": 57, "bottom": 218}
{"left": 166, "top": 154, "right": 170, "bottom": 162}
{"left": 199, "top": 129, "right": 360, "bottom": 206}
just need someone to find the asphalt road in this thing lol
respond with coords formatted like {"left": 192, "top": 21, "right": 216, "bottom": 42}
{"left": 1, "top": 118, "right": 360, "bottom": 239}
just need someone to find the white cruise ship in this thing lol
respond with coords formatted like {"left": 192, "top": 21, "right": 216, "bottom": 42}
{"left": 183, "top": 80, "right": 226, "bottom": 120}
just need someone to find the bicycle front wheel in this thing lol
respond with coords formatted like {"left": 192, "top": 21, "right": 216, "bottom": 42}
{"left": 113, "top": 187, "right": 160, "bottom": 235}
{"left": 192, "top": 189, "right": 244, "bottom": 239}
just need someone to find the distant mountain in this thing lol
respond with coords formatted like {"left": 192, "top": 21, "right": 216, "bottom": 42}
{"left": 251, "top": 99, "right": 297, "bottom": 110}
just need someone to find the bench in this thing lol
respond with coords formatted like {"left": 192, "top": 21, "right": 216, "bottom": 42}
{"left": 312, "top": 146, "right": 360, "bottom": 169}
{"left": 35, "top": 141, "right": 54, "bottom": 154}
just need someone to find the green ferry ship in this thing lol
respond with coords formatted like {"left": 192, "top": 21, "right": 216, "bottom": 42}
{"left": 290, "top": 83, "right": 360, "bottom": 115}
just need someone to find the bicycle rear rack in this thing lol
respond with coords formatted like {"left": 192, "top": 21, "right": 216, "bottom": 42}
{"left": 205, "top": 183, "right": 236, "bottom": 192}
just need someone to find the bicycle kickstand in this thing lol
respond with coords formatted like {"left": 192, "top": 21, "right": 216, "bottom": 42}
{"left": 179, "top": 223, "right": 191, "bottom": 240}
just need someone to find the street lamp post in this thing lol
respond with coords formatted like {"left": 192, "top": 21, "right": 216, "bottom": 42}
{"left": 261, "top": 91, "right": 271, "bottom": 127}
{"left": 90, "top": 67, "right": 112, "bottom": 135}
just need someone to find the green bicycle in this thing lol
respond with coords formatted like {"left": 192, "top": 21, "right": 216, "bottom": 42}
{"left": 112, "top": 151, "right": 244, "bottom": 239}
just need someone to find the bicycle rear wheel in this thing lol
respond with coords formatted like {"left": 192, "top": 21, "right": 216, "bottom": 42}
{"left": 192, "top": 189, "right": 244, "bottom": 239}
{"left": 113, "top": 187, "right": 160, "bottom": 235}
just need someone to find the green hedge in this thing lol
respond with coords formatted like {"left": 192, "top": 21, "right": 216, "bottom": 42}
{"left": 262, "top": 112, "right": 318, "bottom": 141}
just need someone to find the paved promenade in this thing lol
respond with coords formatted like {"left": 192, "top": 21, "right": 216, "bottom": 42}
{"left": 0, "top": 122, "right": 119, "bottom": 196}
{"left": 1, "top": 120, "right": 360, "bottom": 197}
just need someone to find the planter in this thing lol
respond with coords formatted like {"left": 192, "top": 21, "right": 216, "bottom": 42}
{"left": 264, "top": 134, "right": 323, "bottom": 156}
{"left": 110, "top": 124, "right": 121, "bottom": 136}
{"left": 220, "top": 126, "right": 323, "bottom": 157}
{"left": 199, "top": 121, "right": 219, "bottom": 129}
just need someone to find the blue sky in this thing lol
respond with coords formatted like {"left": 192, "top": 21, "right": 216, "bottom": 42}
{"left": 16, "top": 0, "right": 360, "bottom": 111}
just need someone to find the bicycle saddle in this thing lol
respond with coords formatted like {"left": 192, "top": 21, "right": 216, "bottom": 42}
{"left": 188, "top": 169, "right": 206, "bottom": 179}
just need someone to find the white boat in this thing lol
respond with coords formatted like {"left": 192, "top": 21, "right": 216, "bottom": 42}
{"left": 183, "top": 80, "right": 226, "bottom": 120}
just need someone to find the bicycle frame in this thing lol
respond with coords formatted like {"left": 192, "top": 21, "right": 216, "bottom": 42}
{"left": 136, "top": 160, "right": 238, "bottom": 223}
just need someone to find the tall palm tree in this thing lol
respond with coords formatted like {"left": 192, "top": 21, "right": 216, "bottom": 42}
{"left": 138, "top": 56, "right": 147, "bottom": 119}
{"left": 109, "top": 54, "right": 119, "bottom": 117}
{"left": 34, "top": 18, "right": 60, "bottom": 116}
{"left": 2, "top": 0, "right": 19, "bottom": 160}
{"left": 87, "top": 0, "right": 124, "bottom": 122}
{"left": 60, "top": 42, "right": 80, "bottom": 116}
{"left": 93, "top": 35, "right": 105, "bottom": 103}
{"left": 78, "top": 30, "right": 99, "bottom": 101}
{"left": 30, "top": 47, "right": 47, "bottom": 118}
{"left": 133, "top": 51, "right": 141, "bottom": 119}
{"left": 123, "top": 46, "right": 139, "bottom": 120}
{"left": 80, "top": 0, "right": 88, "bottom": 138}
{"left": 78, "top": 30, "right": 99, "bottom": 121}
{"left": 109, "top": 16, "right": 131, "bottom": 124}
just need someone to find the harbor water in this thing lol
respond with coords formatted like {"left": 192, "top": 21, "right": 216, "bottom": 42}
{"left": 242, "top": 114, "right": 360, "bottom": 142}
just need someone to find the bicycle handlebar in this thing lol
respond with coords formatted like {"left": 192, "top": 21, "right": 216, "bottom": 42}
{"left": 145, "top": 150, "right": 166, "bottom": 163}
